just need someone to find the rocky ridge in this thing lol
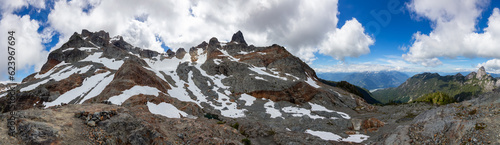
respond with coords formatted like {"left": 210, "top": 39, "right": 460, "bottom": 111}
{"left": 0, "top": 30, "right": 375, "bottom": 144}
{"left": 373, "top": 67, "right": 500, "bottom": 103}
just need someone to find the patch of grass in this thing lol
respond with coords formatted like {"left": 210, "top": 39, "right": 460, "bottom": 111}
{"left": 468, "top": 109, "right": 477, "bottom": 115}
{"left": 266, "top": 130, "right": 276, "bottom": 136}
{"left": 405, "top": 112, "right": 418, "bottom": 118}
{"left": 384, "top": 99, "right": 405, "bottom": 105}
{"left": 241, "top": 138, "right": 251, "bottom": 145}
{"left": 413, "top": 92, "right": 455, "bottom": 105}
{"left": 475, "top": 123, "right": 486, "bottom": 130}
{"left": 216, "top": 121, "right": 225, "bottom": 124}
{"left": 231, "top": 122, "right": 239, "bottom": 130}
{"left": 240, "top": 130, "right": 248, "bottom": 136}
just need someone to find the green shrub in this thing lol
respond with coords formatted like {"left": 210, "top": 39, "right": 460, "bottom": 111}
{"left": 475, "top": 123, "right": 486, "bottom": 130}
{"left": 242, "top": 138, "right": 251, "bottom": 145}
{"left": 266, "top": 130, "right": 276, "bottom": 136}
{"left": 231, "top": 122, "right": 239, "bottom": 130}
{"left": 204, "top": 113, "right": 220, "bottom": 120}
{"left": 413, "top": 92, "right": 455, "bottom": 105}
{"left": 468, "top": 109, "right": 477, "bottom": 115}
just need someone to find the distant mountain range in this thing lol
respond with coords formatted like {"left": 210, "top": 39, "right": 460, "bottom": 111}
{"left": 317, "top": 71, "right": 410, "bottom": 90}
{"left": 372, "top": 67, "right": 500, "bottom": 104}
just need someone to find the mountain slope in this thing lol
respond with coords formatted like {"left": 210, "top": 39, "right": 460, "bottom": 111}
{"left": 372, "top": 67, "right": 500, "bottom": 104}
{"left": 319, "top": 79, "right": 381, "bottom": 104}
{"left": 0, "top": 30, "right": 375, "bottom": 144}
{"left": 318, "top": 71, "right": 409, "bottom": 90}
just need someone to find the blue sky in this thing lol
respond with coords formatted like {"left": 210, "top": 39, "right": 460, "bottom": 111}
{"left": 1, "top": 0, "right": 500, "bottom": 82}
{"left": 312, "top": 0, "right": 500, "bottom": 73}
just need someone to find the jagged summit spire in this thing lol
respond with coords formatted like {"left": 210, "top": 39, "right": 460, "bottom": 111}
{"left": 477, "top": 66, "right": 487, "bottom": 80}
{"left": 230, "top": 31, "right": 247, "bottom": 46}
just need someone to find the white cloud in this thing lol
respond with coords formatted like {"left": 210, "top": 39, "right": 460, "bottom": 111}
{"left": 0, "top": 14, "right": 48, "bottom": 79}
{"left": 319, "top": 18, "right": 374, "bottom": 61}
{"left": 403, "top": 0, "right": 500, "bottom": 67}
{"left": 478, "top": 59, "right": 500, "bottom": 72}
{"left": 46, "top": 0, "right": 372, "bottom": 63}
{"left": 0, "top": 0, "right": 376, "bottom": 81}
{"left": 314, "top": 56, "right": 481, "bottom": 74}
{"left": 0, "top": 0, "right": 45, "bottom": 13}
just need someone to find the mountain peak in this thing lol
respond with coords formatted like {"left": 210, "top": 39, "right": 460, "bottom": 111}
{"left": 230, "top": 31, "right": 247, "bottom": 46}
{"left": 476, "top": 66, "right": 487, "bottom": 80}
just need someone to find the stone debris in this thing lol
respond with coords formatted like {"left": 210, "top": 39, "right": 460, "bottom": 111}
{"left": 75, "top": 110, "right": 118, "bottom": 127}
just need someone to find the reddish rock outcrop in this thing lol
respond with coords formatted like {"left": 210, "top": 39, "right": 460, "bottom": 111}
{"left": 248, "top": 82, "right": 319, "bottom": 104}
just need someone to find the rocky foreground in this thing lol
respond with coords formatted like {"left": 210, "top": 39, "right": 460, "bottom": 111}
{"left": 0, "top": 89, "right": 498, "bottom": 144}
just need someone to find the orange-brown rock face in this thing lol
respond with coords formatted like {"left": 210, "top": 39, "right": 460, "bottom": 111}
{"left": 40, "top": 59, "right": 61, "bottom": 75}
{"left": 248, "top": 82, "right": 319, "bottom": 104}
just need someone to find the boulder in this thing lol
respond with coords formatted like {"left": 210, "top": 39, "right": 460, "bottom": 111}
{"left": 362, "top": 117, "right": 384, "bottom": 129}
{"left": 175, "top": 48, "right": 187, "bottom": 59}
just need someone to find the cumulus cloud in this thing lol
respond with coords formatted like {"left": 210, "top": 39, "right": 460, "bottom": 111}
{"left": 0, "top": 0, "right": 375, "bottom": 81}
{"left": 403, "top": 0, "right": 500, "bottom": 67}
{"left": 314, "top": 57, "right": 480, "bottom": 73}
{"left": 320, "top": 18, "right": 374, "bottom": 60}
{"left": 0, "top": 0, "right": 46, "bottom": 13}
{"left": 0, "top": 14, "right": 48, "bottom": 80}
{"left": 46, "top": 0, "right": 372, "bottom": 63}
{"left": 478, "top": 59, "right": 500, "bottom": 71}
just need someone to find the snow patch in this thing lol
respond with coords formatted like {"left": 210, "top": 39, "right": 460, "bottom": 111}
{"left": 254, "top": 76, "right": 267, "bottom": 81}
{"left": 147, "top": 102, "right": 188, "bottom": 118}
{"left": 239, "top": 94, "right": 256, "bottom": 106}
{"left": 24, "top": 65, "right": 94, "bottom": 92}
{"left": 110, "top": 36, "right": 121, "bottom": 42}
{"left": 305, "top": 130, "right": 342, "bottom": 141}
{"left": 309, "top": 103, "right": 350, "bottom": 119}
{"left": 282, "top": 106, "right": 324, "bottom": 119}
{"left": 44, "top": 72, "right": 111, "bottom": 107}
{"left": 264, "top": 101, "right": 283, "bottom": 118}
{"left": 248, "top": 66, "right": 287, "bottom": 80}
{"left": 34, "top": 62, "right": 69, "bottom": 79}
{"left": 53, "top": 65, "right": 93, "bottom": 81}
{"left": 213, "top": 59, "right": 223, "bottom": 65}
{"left": 108, "top": 86, "right": 161, "bottom": 105}
{"left": 79, "top": 73, "right": 115, "bottom": 103}
{"left": 78, "top": 47, "right": 97, "bottom": 52}
{"left": 20, "top": 79, "right": 50, "bottom": 92}
{"left": 81, "top": 52, "right": 124, "bottom": 70}
{"left": 335, "top": 111, "right": 351, "bottom": 119}
{"left": 342, "top": 134, "right": 370, "bottom": 143}
{"left": 309, "top": 103, "right": 334, "bottom": 112}
{"left": 218, "top": 49, "right": 239, "bottom": 61}
{"left": 305, "top": 77, "right": 321, "bottom": 88}
{"left": 62, "top": 48, "right": 74, "bottom": 52}
{"left": 305, "top": 129, "right": 369, "bottom": 143}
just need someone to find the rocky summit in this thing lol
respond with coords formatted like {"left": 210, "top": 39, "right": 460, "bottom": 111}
{"left": 1, "top": 30, "right": 499, "bottom": 145}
